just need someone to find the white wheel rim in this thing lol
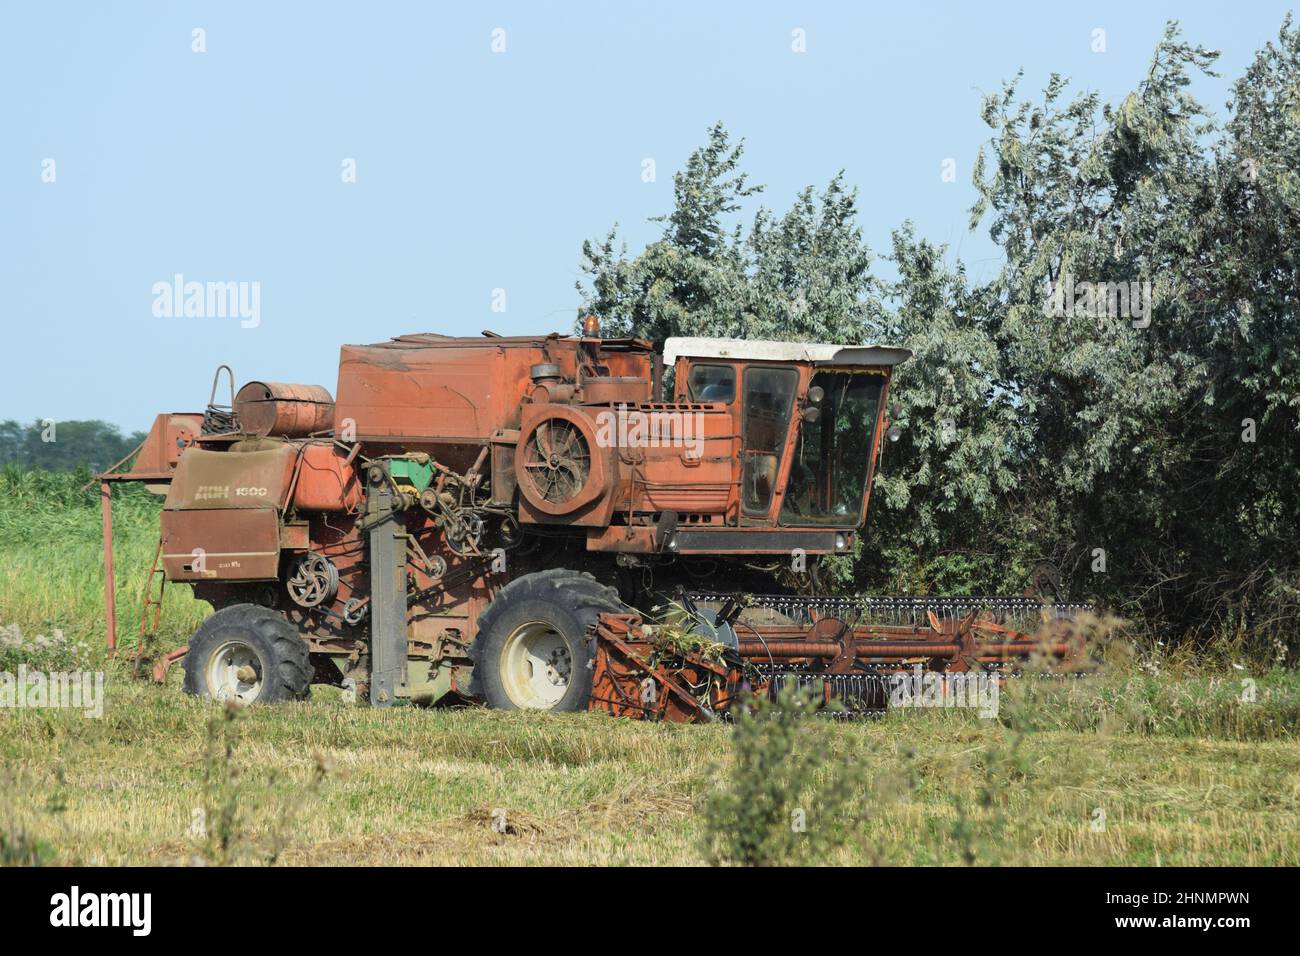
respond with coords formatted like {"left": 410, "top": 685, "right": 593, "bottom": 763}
{"left": 205, "top": 640, "right": 264, "bottom": 704}
{"left": 499, "top": 621, "right": 572, "bottom": 709}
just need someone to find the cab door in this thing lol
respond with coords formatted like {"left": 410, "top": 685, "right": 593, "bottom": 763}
{"left": 739, "top": 365, "right": 800, "bottom": 521}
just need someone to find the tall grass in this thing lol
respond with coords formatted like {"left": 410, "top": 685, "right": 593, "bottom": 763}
{"left": 1, "top": 467, "right": 1297, "bottom": 866}
{"left": 2, "top": 674, "right": 1295, "bottom": 866}
{"left": 0, "top": 466, "right": 208, "bottom": 660}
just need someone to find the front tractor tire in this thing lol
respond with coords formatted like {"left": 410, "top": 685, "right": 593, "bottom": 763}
{"left": 471, "top": 570, "right": 624, "bottom": 712}
{"left": 183, "top": 604, "right": 312, "bottom": 705}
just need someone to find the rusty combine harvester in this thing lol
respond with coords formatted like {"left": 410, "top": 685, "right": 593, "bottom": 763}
{"left": 98, "top": 324, "right": 1090, "bottom": 720}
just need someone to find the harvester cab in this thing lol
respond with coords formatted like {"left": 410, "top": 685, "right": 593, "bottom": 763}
{"left": 97, "top": 324, "right": 1090, "bottom": 719}
{"left": 658, "top": 337, "right": 911, "bottom": 557}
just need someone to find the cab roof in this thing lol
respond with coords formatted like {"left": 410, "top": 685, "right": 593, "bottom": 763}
{"left": 370, "top": 332, "right": 654, "bottom": 351}
{"left": 663, "top": 337, "right": 912, "bottom": 368}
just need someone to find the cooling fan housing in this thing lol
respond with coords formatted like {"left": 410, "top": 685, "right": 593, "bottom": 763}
{"left": 514, "top": 407, "right": 609, "bottom": 518}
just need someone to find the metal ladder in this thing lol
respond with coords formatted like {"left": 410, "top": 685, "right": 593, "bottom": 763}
{"left": 137, "top": 536, "right": 167, "bottom": 657}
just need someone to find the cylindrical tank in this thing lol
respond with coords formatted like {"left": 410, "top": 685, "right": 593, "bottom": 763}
{"left": 291, "top": 442, "right": 362, "bottom": 512}
{"left": 235, "top": 382, "right": 335, "bottom": 438}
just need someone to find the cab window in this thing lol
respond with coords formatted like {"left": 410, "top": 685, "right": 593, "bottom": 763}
{"left": 741, "top": 366, "right": 798, "bottom": 515}
{"left": 687, "top": 364, "right": 736, "bottom": 404}
{"left": 781, "top": 371, "right": 884, "bottom": 526}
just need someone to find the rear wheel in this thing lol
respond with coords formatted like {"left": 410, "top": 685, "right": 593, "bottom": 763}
{"left": 471, "top": 570, "right": 624, "bottom": 712}
{"left": 183, "top": 604, "right": 312, "bottom": 705}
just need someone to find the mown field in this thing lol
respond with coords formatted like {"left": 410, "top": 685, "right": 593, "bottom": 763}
{"left": 1, "top": 468, "right": 1298, "bottom": 866}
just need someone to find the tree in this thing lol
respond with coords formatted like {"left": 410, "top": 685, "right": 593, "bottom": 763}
{"left": 865, "top": 226, "right": 1025, "bottom": 594}
{"left": 577, "top": 124, "right": 883, "bottom": 345}
{"left": 578, "top": 122, "right": 759, "bottom": 342}
{"left": 970, "top": 19, "right": 1298, "bottom": 641}
{"left": 575, "top": 20, "right": 1300, "bottom": 651}
{"left": 0, "top": 419, "right": 147, "bottom": 473}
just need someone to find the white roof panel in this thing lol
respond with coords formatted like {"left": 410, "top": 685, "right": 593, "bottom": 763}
{"left": 663, "top": 337, "right": 912, "bottom": 368}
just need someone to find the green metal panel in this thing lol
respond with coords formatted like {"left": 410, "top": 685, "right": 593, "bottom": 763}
{"left": 388, "top": 457, "right": 434, "bottom": 491}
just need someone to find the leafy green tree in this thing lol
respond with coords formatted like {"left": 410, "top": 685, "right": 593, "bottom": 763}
{"left": 579, "top": 18, "right": 1300, "bottom": 652}
{"left": 1183, "top": 16, "right": 1300, "bottom": 634}
{"left": 0, "top": 419, "right": 146, "bottom": 473}
{"left": 578, "top": 123, "right": 884, "bottom": 345}
{"left": 745, "top": 174, "right": 887, "bottom": 344}
{"left": 866, "top": 226, "right": 1026, "bottom": 594}
{"left": 579, "top": 122, "right": 760, "bottom": 341}
{"left": 970, "top": 20, "right": 1298, "bottom": 640}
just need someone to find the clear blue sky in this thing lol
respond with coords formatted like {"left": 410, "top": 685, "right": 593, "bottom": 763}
{"left": 2, "top": 1, "right": 1294, "bottom": 431}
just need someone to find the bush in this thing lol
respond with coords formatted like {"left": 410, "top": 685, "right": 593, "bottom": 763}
{"left": 701, "top": 685, "right": 876, "bottom": 866}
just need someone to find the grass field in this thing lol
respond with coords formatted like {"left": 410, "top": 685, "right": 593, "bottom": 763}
{"left": 1, "top": 469, "right": 1298, "bottom": 866}
{"left": 2, "top": 671, "right": 1298, "bottom": 866}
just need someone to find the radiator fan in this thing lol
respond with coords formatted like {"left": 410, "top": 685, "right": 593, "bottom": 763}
{"left": 522, "top": 419, "right": 590, "bottom": 504}
{"left": 516, "top": 414, "right": 606, "bottom": 515}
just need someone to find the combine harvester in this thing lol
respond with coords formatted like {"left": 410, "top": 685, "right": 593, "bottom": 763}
{"left": 98, "top": 321, "right": 1091, "bottom": 720}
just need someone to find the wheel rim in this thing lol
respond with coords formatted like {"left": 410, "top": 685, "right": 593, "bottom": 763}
{"left": 499, "top": 621, "right": 572, "bottom": 709}
{"left": 204, "top": 639, "right": 264, "bottom": 704}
